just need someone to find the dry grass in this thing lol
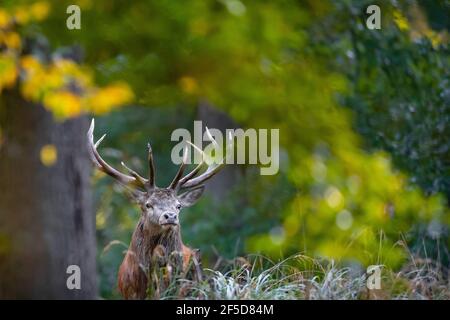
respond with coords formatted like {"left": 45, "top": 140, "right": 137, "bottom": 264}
{"left": 151, "top": 254, "right": 449, "bottom": 300}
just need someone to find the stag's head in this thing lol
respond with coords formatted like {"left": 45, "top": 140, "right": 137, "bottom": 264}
{"left": 136, "top": 187, "right": 204, "bottom": 231}
{"left": 87, "top": 119, "right": 232, "bottom": 234}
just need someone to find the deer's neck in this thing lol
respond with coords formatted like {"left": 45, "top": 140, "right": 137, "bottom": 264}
{"left": 129, "top": 218, "right": 183, "bottom": 264}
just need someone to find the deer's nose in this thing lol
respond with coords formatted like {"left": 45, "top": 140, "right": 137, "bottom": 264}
{"left": 162, "top": 212, "right": 178, "bottom": 224}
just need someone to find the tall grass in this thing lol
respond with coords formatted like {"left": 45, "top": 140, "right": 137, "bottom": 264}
{"left": 153, "top": 254, "right": 449, "bottom": 300}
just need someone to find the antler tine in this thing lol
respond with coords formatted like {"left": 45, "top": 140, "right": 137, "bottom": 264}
{"left": 147, "top": 142, "right": 156, "bottom": 188}
{"left": 87, "top": 119, "right": 142, "bottom": 189}
{"left": 121, "top": 161, "right": 148, "bottom": 190}
{"left": 181, "top": 130, "right": 234, "bottom": 189}
{"left": 178, "top": 141, "right": 205, "bottom": 185}
{"left": 181, "top": 163, "right": 225, "bottom": 189}
{"left": 168, "top": 145, "right": 189, "bottom": 190}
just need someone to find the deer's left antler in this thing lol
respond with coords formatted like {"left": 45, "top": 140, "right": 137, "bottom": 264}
{"left": 172, "top": 128, "right": 234, "bottom": 190}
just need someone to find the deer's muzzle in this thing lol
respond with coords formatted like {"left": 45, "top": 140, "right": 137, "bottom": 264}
{"left": 159, "top": 212, "right": 178, "bottom": 226}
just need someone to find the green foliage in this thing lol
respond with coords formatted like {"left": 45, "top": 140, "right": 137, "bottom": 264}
{"left": 328, "top": 0, "right": 450, "bottom": 202}
{"left": 7, "top": 0, "right": 447, "bottom": 296}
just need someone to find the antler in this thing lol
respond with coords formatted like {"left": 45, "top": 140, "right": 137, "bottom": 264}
{"left": 147, "top": 143, "right": 156, "bottom": 188}
{"left": 88, "top": 119, "right": 232, "bottom": 193}
{"left": 168, "top": 145, "right": 189, "bottom": 190}
{"left": 170, "top": 128, "right": 234, "bottom": 190}
{"left": 87, "top": 119, "right": 149, "bottom": 191}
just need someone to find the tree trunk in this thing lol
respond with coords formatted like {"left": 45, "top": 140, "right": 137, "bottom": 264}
{"left": 0, "top": 90, "right": 97, "bottom": 299}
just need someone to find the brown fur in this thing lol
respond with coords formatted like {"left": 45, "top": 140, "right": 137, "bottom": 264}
{"left": 117, "top": 218, "right": 197, "bottom": 299}
{"left": 87, "top": 120, "right": 223, "bottom": 299}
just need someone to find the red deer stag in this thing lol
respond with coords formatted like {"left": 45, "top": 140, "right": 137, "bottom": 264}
{"left": 87, "top": 119, "right": 232, "bottom": 299}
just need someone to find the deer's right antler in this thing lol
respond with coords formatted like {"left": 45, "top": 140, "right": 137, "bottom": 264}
{"left": 87, "top": 119, "right": 149, "bottom": 191}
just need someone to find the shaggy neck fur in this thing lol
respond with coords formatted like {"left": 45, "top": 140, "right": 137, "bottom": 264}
{"left": 130, "top": 218, "right": 183, "bottom": 269}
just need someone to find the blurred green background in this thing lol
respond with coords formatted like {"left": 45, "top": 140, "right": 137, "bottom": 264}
{"left": 1, "top": 0, "right": 449, "bottom": 299}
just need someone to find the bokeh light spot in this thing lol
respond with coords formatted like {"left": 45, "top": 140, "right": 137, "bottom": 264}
{"left": 40, "top": 144, "right": 57, "bottom": 167}
{"left": 325, "top": 186, "right": 344, "bottom": 209}
{"left": 336, "top": 210, "right": 353, "bottom": 230}
{"left": 269, "top": 226, "right": 286, "bottom": 245}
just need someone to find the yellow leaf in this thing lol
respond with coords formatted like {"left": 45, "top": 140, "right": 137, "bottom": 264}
{"left": 3, "top": 32, "right": 21, "bottom": 50}
{"left": 20, "top": 55, "right": 42, "bottom": 73}
{"left": 30, "top": 1, "right": 50, "bottom": 21}
{"left": 86, "top": 82, "right": 134, "bottom": 114}
{"left": 0, "top": 9, "right": 11, "bottom": 28}
{"left": 393, "top": 10, "right": 409, "bottom": 31}
{"left": 0, "top": 54, "right": 18, "bottom": 92}
{"left": 179, "top": 76, "right": 198, "bottom": 94}
{"left": 43, "top": 91, "right": 82, "bottom": 118}
{"left": 40, "top": 144, "right": 57, "bottom": 167}
{"left": 14, "top": 6, "right": 30, "bottom": 25}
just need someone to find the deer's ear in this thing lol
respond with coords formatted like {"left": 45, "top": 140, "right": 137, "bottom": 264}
{"left": 122, "top": 186, "right": 146, "bottom": 203}
{"left": 178, "top": 186, "right": 205, "bottom": 207}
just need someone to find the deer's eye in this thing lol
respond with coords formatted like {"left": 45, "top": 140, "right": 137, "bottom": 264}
{"left": 176, "top": 204, "right": 182, "bottom": 210}
{"left": 146, "top": 203, "right": 152, "bottom": 209}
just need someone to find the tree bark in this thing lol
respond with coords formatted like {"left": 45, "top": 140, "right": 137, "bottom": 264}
{"left": 0, "top": 90, "right": 97, "bottom": 299}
